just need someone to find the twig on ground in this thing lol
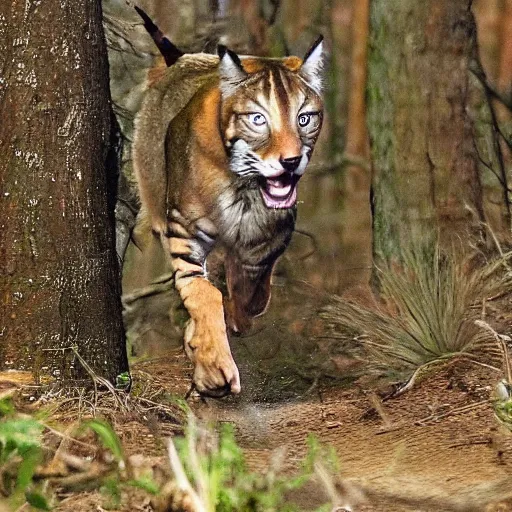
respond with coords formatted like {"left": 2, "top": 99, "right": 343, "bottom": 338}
{"left": 414, "top": 400, "right": 489, "bottom": 426}
{"left": 367, "top": 392, "right": 392, "bottom": 428}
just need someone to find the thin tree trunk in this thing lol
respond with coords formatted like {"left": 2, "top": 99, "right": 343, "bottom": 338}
{"left": 473, "top": 0, "right": 503, "bottom": 83}
{"left": 0, "top": 0, "right": 128, "bottom": 383}
{"left": 367, "top": 0, "right": 509, "bottom": 263}
{"left": 345, "top": 0, "right": 369, "bottom": 161}
{"left": 341, "top": 0, "right": 372, "bottom": 290}
{"left": 492, "top": 0, "right": 512, "bottom": 214}
{"left": 497, "top": 0, "right": 512, "bottom": 95}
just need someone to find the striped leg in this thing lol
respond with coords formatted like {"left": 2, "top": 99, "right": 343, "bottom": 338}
{"left": 224, "top": 254, "right": 275, "bottom": 334}
{"left": 162, "top": 213, "right": 240, "bottom": 397}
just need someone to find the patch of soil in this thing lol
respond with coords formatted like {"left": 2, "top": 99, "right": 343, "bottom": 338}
{"left": 127, "top": 354, "right": 510, "bottom": 511}
{"left": 43, "top": 279, "right": 512, "bottom": 511}
{"left": 33, "top": 347, "right": 512, "bottom": 511}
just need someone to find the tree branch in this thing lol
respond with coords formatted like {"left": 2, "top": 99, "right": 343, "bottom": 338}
{"left": 471, "top": 62, "right": 512, "bottom": 111}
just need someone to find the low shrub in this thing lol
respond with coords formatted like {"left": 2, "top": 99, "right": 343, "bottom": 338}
{"left": 322, "top": 244, "right": 512, "bottom": 380}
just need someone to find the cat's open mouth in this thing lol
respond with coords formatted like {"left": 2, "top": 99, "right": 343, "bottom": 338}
{"left": 260, "top": 173, "right": 299, "bottom": 209}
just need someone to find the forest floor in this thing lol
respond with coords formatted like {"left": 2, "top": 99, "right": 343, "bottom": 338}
{"left": 46, "top": 351, "right": 512, "bottom": 512}
{"left": 46, "top": 281, "right": 512, "bottom": 511}
{"left": 4, "top": 267, "right": 512, "bottom": 510}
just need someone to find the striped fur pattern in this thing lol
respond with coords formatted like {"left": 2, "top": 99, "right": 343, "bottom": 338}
{"left": 132, "top": 22, "right": 324, "bottom": 397}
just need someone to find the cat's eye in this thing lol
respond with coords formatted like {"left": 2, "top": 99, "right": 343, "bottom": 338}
{"left": 247, "top": 113, "right": 267, "bottom": 126}
{"left": 298, "top": 112, "right": 319, "bottom": 128}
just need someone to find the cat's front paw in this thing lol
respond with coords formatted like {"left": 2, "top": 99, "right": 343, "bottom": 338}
{"left": 184, "top": 319, "right": 241, "bottom": 397}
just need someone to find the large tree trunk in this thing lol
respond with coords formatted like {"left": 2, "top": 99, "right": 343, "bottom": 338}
{"left": 367, "top": 0, "right": 510, "bottom": 263}
{"left": 0, "top": 0, "right": 128, "bottom": 383}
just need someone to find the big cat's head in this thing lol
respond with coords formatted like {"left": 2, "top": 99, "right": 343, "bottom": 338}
{"left": 218, "top": 39, "right": 325, "bottom": 209}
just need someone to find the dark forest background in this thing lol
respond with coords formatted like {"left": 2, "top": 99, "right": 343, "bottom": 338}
{"left": 2, "top": 0, "right": 512, "bottom": 390}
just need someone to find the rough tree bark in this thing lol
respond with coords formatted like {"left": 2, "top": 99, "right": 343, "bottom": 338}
{"left": 367, "top": 0, "right": 510, "bottom": 263}
{"left": 0, "top": 0, "right": 128, "bottom": 383}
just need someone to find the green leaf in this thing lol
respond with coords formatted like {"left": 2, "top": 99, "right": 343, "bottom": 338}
{"left": 83, "top": 419, "right": 124, "bottom": 463}
{"left": 126, "top": 477, "right": 159, "bottom": 495}
{"left": 25, "top": 490, "right": 52, "bottom": 510}
{"left": 0, "top": 418, "right": 43, "bottom": 451}
{"left": 100, "top": 477, "right": 122, "bottom": 510}
{"left": 0, "top": 418, "right": 43, "bottom": 468}
{"left": 116, "top": 372, "right": 131, "bottom": 390}
{"left": 0, "top": 398, "right": 14, "bottom": 417}
{"left": 16, "top": 446, "right": 42, "bottom": 491}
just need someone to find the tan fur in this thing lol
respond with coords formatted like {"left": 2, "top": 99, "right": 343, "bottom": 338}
{"left": 241, "top": 56, "right": 303, "bottom": 73}
{"left": 147, "top": 58, "right": 168, "bottom": 86}
{"left": 133, "top": 44, "right": 324, "bottom": 396}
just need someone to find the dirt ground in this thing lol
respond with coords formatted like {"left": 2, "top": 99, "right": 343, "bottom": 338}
{"left": 2, "top": 249, "right": 508, "bottom": 511}
{"left": 124, "top": 352, "right": 512, "bottom": 511}
{"left": 93, "top": 242, "right": 512, "bottom": 512}
{"left": 48, "top": 350, "right": 512, "bottom": 511}
{"left": 44, "top": 282, "right": 512, "bottom": 511}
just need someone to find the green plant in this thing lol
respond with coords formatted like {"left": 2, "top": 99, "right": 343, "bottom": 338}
{"left": 493, "top": 380, "right": 512, "bottom": 431}
{"left": 84, "top": 419, "right": 125, "bottom": 466}
{"left": 0, "top": 396, "right": 50, "bottom": 510}
{"left": 160, "top": 415, "right": 336, "bottom": 512}
{"left": 82, "top": 418, "right": 159, "bottom": 509}
{"left": 323, "top": 243, "right": 512, "bottom": 380}
{"left": 0, "top": 396, "right": 341, "bottom": 511}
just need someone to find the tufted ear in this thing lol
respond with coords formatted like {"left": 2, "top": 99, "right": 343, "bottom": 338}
{"left": 218, "top": 45, "right": 247, "bottom": 97}
{"left": 300, "top": 36, "right": 325, "bottom": 94}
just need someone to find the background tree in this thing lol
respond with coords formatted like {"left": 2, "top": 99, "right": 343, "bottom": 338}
{"left": 0, "top": 0, "right": 128, "bottom": 383}
{"left": 367, "top": 0, "right": 511, "bottom": 263}
{"left": 105, "top": 0, "right": 512, "bottom": 325}
{"left": 338, "top": 0, "right": 372, "bottom": 291}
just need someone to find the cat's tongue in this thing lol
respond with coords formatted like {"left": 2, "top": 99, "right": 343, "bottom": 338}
{"left": 260, "top": 174, "right": 297, "bottom": 209}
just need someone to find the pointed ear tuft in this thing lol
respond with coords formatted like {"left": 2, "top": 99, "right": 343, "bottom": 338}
{"left": 300, "top": 36, "right": 325, "bottom": 94}
{"left": 218, "top": 46, "right": 246, "bottom": 98}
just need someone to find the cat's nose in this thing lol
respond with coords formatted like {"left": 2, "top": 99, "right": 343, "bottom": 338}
{"left": 280, "top": 156, "right": 302, "bottom": 173}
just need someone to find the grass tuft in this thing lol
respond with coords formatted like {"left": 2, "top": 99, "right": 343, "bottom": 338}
{"left": 157, "top": 414, "right": 337, "bottom": 512}
{"left": 322, "top": 243, "right": 512, "bottom": 380}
